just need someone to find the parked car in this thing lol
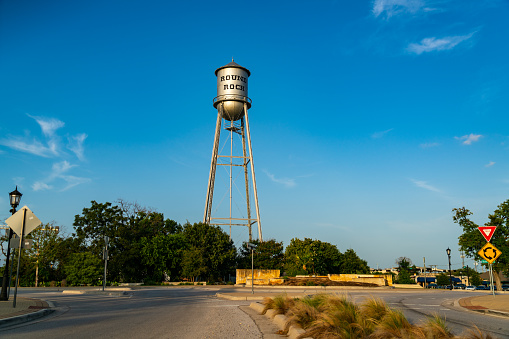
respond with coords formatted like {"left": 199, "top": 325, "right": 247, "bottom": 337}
{"left": 455, "top": 284, "right": 466, "bottom": 289}
{"left": 476, "top": 285, "right": 487, "bottom": 290}
{"left": 465, "top": 285, "right": 475, "bottom": 291}
{"left": 502, "top": 284, "right": 509, "bottom": 291}
{"left": 428, "top": 283, "right": 438, "bottom": 289}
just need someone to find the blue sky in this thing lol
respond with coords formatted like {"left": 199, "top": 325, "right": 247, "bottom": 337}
{"left": 1, "top": 0, "right": 508, "bottom": 271}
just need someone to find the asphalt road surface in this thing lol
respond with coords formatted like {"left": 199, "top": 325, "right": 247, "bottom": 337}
{"left": 1, "top": 287, "right": 508, "bottom": 338}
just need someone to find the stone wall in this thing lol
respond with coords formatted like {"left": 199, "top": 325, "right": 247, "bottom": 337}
{"left": 328, "top": 274, "right": 393, "bottom": 286}
{"left": 236, "top": 269, "right": 281, "bottom": 285}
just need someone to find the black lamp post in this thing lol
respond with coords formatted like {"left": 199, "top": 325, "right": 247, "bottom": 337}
{"left": 446, "top": 247, "right": 452, "bottom": 290}
{"left": 0, "top": 186, "right": 22, "bottom": 300}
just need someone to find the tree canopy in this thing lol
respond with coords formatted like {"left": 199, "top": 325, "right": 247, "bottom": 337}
{"left": 1, "top": 200, "right": 373, "bottom": 286}
{"left": 283, "top": 238, "right": 369, "bottom": 276}
{"left": 453, "top": 200, "right": 509, "bottom": 290}
{"left": 238, "top": 239, "right": 284, "bottom": 270}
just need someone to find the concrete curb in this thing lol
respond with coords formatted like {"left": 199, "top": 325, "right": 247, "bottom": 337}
{"left": 249, "top": 302, "right": 312, "bottom": 339}
{"left": 62, "top": 289, "right": 130, "bottom": 296}
{"left": 0, "top": 302, "right": 55, "bottom": 329}
{"left": 456, "top": 297, "right": 509, "bottom": 318}
{"left": 216, "top": 293, "right": 266, "bottom": 301}
{"left": 236, "top": 285, "right": 393, "bottom": 290}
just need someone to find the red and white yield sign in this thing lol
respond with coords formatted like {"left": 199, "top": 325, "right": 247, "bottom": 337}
{"left": 478, "top": 226, "right": 497, "bottom": 242}
{"left": 5, "top": 206, "right": 41, "bottom": 237}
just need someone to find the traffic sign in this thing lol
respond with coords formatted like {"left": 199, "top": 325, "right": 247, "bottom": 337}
{"left": 5, "top": 206, "right": 41, "bottom": 237}
{"left": 478, "top": 242, "right": 502, "bottom": 264}
{"left": 9, "top": 238, "right": 33, "bottom": 249}
{"left": 478, "top": 226, "right": 497, "bottom": 242}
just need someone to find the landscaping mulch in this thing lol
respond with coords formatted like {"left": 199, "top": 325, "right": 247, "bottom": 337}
{"left": 281, "top": 277, "right": 379, "bottom": 287}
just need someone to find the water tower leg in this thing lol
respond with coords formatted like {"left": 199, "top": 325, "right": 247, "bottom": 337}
{"left": 241, "top": 117, "right": 252, "bottom": 242}
{"left": 243, "top": 103, "right": 262, "bottom": 242}
{"left": 203, "top": 107, "right": 223, "bottom": 224}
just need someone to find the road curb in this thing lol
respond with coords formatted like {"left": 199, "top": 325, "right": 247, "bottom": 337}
{"left": 62, "top": 290, "right": 129, "bottom": 297}
{"left": 216, "top": 293, "right": 265, "bottom": 301}
{"left": 0, "top": 307, "right": 54, "bottom": 328}
{"left": 249, "top": 302, "right": 312, "bottom": 339}
{"left": 457, "top": 296, "right": 509, "bottom": 318}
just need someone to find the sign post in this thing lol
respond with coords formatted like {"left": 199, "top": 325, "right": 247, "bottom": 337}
{"left": 247, "top": 243, "right": 257, "bottom": 294}
{"left": 103, "top": 236, "right": 109, "bottom": 291}
{"left": 5, "top": 206, "right": 41, "bottom": 308}
{"left": 477, "top": 226, "right": 502, "bottom": 295}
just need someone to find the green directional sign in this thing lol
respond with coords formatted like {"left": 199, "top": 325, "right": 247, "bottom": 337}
{"left": 480, "top": 260, "right": 488, "bottom": 264}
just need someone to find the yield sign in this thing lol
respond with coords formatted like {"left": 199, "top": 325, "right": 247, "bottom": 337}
{"left": 5, "top": 206, "right": 41, "bottom": 237}
{"left": 478, "top": 226, "right": 497, "bottom": 242}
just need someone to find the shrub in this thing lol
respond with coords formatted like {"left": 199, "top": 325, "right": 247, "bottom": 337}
{"left": 262, "top": 294, "right": 294, "bottom": 315}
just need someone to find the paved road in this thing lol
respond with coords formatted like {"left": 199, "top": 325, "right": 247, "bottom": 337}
{"left": 0, "top": 287, "right": 260, "bottom": 338}
{"left": 1, "top": 287, "right": 508, "bottom": 338}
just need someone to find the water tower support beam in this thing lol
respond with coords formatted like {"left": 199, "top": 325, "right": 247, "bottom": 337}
{"left": 203, "top": 106, "right": 223, "bottom": 224}
{"left": 241, "top": 117, "right": 252, "bottom": 242}
{"left": 243, "top": 102, "right": 262, "bottom": 242}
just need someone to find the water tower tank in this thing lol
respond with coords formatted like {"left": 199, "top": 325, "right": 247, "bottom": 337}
{"left": 213, "top": 61, "right": 251, "bottom": 121}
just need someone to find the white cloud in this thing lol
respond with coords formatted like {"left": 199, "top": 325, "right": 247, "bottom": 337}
{"left": 67, "top": 133, "right": 87, "bottom": 161}
{"left": 420, "top": 142, "right": 440, "bottom": 148}
{"left": 407, "top": 32, "right": 475, "bottom": 54}
{"left": 0, "top": 115, "right": 66, "bottom": 157}
{"left": 33, "top": 161, "right": 89, "bottom": 192}
{"left": 0, "top": 137, "right": 55, "bottom": 157}
{"left": 30, "top": 115, "right": 64, "bottom": 155}
{"left": 0, "top": 115, "right": 90, "bottom": 192}
{"left": 455, "top": 133, "right": 482, "bottom": 145}
{"left": 264, "top": 170, "right": 296, "bottom": 188}
{"left": 32, "top": 182, "right": 53, "bottom": 191}
{"left": 372, "top": 128, "right": 394, "bottom": 139}
{"left": 372, "top": 0, "right": 427, "bottom": 18}
{"left": 60, "top": 175, "right": 92, "bottom": 191}
{"left": 51, "top": 161, "right": 76, "bottom": 177}
{"left": 485, "top": 161, "right": 495, "bottom": 168}
{"left": 411, "top": 179, "right": 442, "bottom": 193}
{"left": 30, "top": 115, "right": 65, "bottom": 137}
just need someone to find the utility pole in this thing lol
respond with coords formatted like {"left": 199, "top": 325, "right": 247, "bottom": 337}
{"left": 423, "top": 257, "right": 427, "bottom": 288}
{"left": 103, "top": 236, "right": 109, "bottom": 291}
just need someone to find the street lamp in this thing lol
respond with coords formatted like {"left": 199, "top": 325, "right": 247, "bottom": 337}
{"left": 446, "top": 247, "right": 452, "bottom": 290}
{"left": 0, "top": 186, "right": 23, "bottom": 300}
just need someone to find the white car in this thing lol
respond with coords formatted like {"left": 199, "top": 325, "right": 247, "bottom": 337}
{"left": 465, "top": 285, "right": 476, "bottom": 291}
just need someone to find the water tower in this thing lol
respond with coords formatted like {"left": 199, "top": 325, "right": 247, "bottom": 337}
{"left": 203, "top": 60, "right": 262, "bottom": 242}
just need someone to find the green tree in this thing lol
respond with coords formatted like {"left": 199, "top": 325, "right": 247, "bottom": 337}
{"left": 395, "top": 257, "right": 412, "bottom": 270}
{"left": 64, "top": 252, "right": 102, "bottom": 286}
{"left": 341, "top": 249, "right": 370, "bottom": 274}
{"left": 238, "top": 239, "right": 284, "bottom": 270}
{"left": 436, "top": 273, "right": 450, "bottom": 286}
{"left": 470, "top": 271, "right": 482, "bottom": 286}
{"left": 181, "top": 247, "right": 207, "bottom": 282}
{"left": 26, "top": 224, "right": 64, "bottom": 286}
{"left": 140, "top": 233, "right": 187, "bottom": 282}
{"left": 457, "top": 266, "right": 479, "bottom": 286}
{"left": 395, "top": 269, "right": 414, "bottom": 284}
{"left": 73, "top": 200, "right": 182, "bottom": 283}
{"left": 181, "top": 222, "right": 236, "bottom": 282}
{"left": 453, "top": 202, "right": 509, "bottom": 290}
{"left": 284, "top": 238, "right": 343, "bottom": 276}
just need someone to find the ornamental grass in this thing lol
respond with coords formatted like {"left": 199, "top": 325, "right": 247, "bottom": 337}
{"left": 261, "top": 294, "right": 494, "bottom": 339}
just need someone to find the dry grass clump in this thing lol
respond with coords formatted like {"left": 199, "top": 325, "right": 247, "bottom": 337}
{"left": 261, "top": 294, "right": 495, "bottom": 339}
{"left": 262, "top": 294, "right": 295, "bottom": 315}
{"left": 459, "top": 325, "right": 494, "bottom": 339}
